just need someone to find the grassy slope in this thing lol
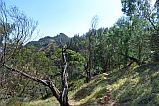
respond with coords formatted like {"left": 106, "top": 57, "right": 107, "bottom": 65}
{"left": 14, "top": 74, "right": 108, "bottom": 106}
{"left": 13, "top": 63, "right": 159, "bottom": 106}
{"left": 110, "top": 63, "right": 159, "bottom": 106}
{"left": 69, "top": 74, "right": 109, "bottom": 106}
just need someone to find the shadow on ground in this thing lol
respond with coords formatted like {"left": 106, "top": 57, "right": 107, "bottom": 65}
{"left": 110, "top": 63, "right": 159, "bottom": 106}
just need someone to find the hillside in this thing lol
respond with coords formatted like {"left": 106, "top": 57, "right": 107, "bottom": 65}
{"left": 110, "top": 63, "right": 159, "bottom": 106}
{"left": 11, "top": 63, "right": 159, "bottom": 106}
{"left": 26, "top": 33, "right": 70, "bottom": 48}
{"left": 1, "top": 0, "right": 159, "bottom": 106}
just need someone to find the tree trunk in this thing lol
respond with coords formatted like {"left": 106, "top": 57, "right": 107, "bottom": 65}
{"left": 86, "top": 70, "right": 91, "bottom": 83}
{"left": 60, "top": 46, "right": 69, "bottom": 106}
{"left": 3, "top": 64, "right": 69, "bottom": 106}
{"left": 84, "top": 63, "right": 91, "bottom": 83}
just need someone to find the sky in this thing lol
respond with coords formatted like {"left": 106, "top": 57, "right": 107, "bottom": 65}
{"left": 4, "top": 0, "right": 156, "bottom": 40}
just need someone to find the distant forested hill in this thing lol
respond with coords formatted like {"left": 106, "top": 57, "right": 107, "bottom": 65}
{"left": 26, "top": 33, "right": 70, "bottom": 48}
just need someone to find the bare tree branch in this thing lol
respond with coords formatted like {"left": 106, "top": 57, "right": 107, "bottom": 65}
{"left": 3, "top": 64, "right": 61, "bottom": 104}
{"left": 4, "top": 64, "right": 48, "bottom": 86}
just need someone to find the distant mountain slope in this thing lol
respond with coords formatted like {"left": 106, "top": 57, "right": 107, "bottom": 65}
{"left": 26, "top": 33, "right": 70, "bottom": 48}
{"left": 53, "top": 33, "right": 70, "bottom": 45}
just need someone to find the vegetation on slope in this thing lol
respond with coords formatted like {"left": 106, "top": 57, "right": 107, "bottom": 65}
{"left": 1, "top": 0, "right": 159, "bottom": 105}
{"left": 110, "top": 63, "right": 159, "bottom": 106}
{"left": 6, "top": 63, "right": 159, "bottom": 106}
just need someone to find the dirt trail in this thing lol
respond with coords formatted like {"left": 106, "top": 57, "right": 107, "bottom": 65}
{"left": 96, "top": 73, "right": 117, "bottom": 106}
{"left": 68, "top": 73, "right": 117, "bottom": 106}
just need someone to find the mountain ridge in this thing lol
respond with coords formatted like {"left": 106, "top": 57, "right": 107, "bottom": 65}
{"left": 26, "top": 33, "right": 70, "bottom": 48}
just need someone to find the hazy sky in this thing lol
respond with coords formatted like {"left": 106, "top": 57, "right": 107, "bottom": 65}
{"left": 5, "top": 0, "right": 123, "bottom": 40}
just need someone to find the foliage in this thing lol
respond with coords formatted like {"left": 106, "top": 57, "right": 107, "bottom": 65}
{"left": 1, "top": 0, "right": 159, "bottom": 105}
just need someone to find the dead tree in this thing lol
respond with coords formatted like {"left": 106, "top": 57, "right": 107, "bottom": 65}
{"left": 86, "top": 15, "right": 98, "bottom": 82}
{"left": 0, "top": 0, "right": 38, "bottom": 100}
{"left": 60, "top": 45, "right": 69, "bottom": 106}
{"left": 0, "top": 0, "right": 38, "bottom": 67}
{"left": 0, "top": 1, "right": 69, "bottom": 105}
{"left": 3, "top": 45, "right": 69, "bottom": 106}
{"left": 3, "top": 64, "right": 61, "bottom": 105}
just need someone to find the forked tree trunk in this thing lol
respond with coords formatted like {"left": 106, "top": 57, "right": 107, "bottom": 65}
{"left": 60, "top": 46, "right": 69, "bottom": 106}
{"left": 3, "top": 46, "right": 70, "bottom": 106}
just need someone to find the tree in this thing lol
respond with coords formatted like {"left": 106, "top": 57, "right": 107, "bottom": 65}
{"left": 66, "top": 49, "right": 85, "bottom": 80}
{"left": 0, "top": 0, "right": 38, "bottom": 103}
{"left": 85, "top": 15, "right": 98, "bottom": 82}
{"left": 0, "top": 0, "right": 38, "bottom": 67}
{"left": 121, "top": 0, "right": 159, "bottom": 62}
{"left": 0, "top": 1, "right": 70, "bottom": 106}
{"left": 2, "top": 46, "right": 70, "bottom": 106}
